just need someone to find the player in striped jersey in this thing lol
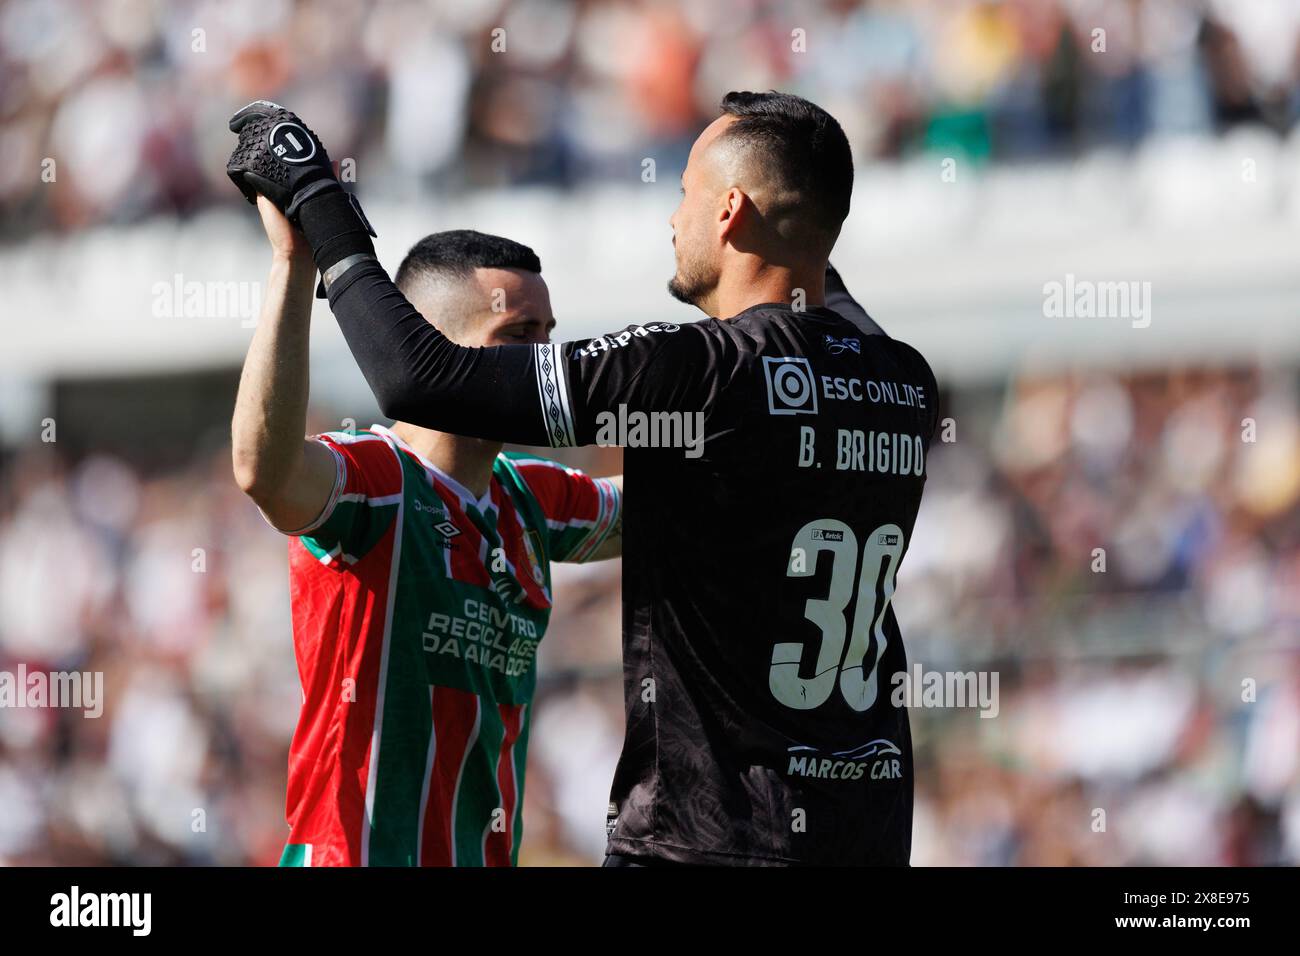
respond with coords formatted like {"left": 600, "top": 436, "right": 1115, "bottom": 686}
{"left": 232, "top": 198, "right": 621, "bottom": 865}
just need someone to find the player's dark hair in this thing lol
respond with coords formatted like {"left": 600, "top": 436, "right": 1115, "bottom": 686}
{"left": 717, "top": 91, "right": 853, "bottom": 245}
{"left": 395, "top": 229, "right": 542, "bottom": 292}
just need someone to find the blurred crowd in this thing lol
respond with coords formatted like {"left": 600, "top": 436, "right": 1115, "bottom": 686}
{"left": 903, "top": 366, "right": 1300, "bottom": 865}
{"left": 4, "top": 0, "right": 1299, "bottom": 869}
{"left": 1, "top": 367, "right": 1296, "bottom": 865}
{"left": 6, "top": 0, "right": 1300, "bottom": 235}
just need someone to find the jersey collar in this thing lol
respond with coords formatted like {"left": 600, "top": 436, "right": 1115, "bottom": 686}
{"left": 369, "top": 424, "right": 497, "bottom": 513}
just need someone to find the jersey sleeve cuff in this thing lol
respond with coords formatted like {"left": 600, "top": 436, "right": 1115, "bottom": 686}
{"left": 569, "top": 476, "right": 622, "bottom": 562}
{"left": 258, "top": 441, "right": 347, "bottom": 537}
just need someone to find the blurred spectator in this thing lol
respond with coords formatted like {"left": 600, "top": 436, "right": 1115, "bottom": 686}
{"left": 7, "top": 0, "right": 1300, "bottom": 236}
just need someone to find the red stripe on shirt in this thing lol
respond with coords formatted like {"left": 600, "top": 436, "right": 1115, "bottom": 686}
{"left": 483, "top": 703, "right": 526, "bottom": 866}
{"left": 419, "top": 685, "right": 480, "bottom": 866}
{"left": 284, "top": 520, "right": 396, "bottom": 866}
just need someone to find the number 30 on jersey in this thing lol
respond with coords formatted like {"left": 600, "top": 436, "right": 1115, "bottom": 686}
{"left": 771, "top": 521, "right": 903, "bottom": 712}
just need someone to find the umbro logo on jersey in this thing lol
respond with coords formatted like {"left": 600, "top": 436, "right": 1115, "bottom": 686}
{"left": 413, "top": 499, "right": 460, "bottom": 539}
{"left": 824, "top": 334, "right": 860, "bottom": 355}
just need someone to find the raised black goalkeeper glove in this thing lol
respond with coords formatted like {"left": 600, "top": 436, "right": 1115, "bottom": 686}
{"left": 227, "top": 100, "right": 377, "bottom": 295}
{"left": 226, "top": 100, "right": 345, "bottom": 221}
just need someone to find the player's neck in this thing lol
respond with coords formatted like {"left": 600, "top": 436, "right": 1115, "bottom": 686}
{"left": 388, "top": 421, "right": 501, "bottom": 498}
{"left": 711, "top": 259, "right": 826, "bottom": 319}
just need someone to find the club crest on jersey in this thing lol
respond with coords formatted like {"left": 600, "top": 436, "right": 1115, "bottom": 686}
{"left": 824, "top": 334, "right": 860, "bottom": 355}
{"left": 522, "top": 529, "right": 546, "bottom": 587}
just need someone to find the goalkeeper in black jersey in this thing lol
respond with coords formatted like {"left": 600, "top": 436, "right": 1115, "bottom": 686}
{"left": 228, "top": 91, "right": 938, "bottom": 865}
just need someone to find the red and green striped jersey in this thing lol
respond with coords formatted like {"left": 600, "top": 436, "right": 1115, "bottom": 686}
{"left": 275, "top": 425, "right": 620, "bottom": 866}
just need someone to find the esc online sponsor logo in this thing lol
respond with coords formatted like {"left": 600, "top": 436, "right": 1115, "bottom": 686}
{"left": 765, "top": 356, "right": 929, "bottom": 476}
{"left": 762, "top": 356, "right": 930, "bottom": 416}
{"left": 787, "top": 739, "right": 904, "bottom": 782}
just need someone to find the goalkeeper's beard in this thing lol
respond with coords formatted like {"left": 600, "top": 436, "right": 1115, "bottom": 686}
{"left": 666, "top": 255, "right": 718, "bottom": 311}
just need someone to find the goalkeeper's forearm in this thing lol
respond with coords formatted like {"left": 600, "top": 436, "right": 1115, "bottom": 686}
{"left": 296, "top": 192, "right": 553, "bottom": 445}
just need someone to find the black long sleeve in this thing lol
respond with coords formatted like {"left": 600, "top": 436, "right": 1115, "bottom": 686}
{"left": 298, "top": 193, "right": 717, "bottom": 446}
{"left": 298, "top": 192, "right": 886, "bottom": 448}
